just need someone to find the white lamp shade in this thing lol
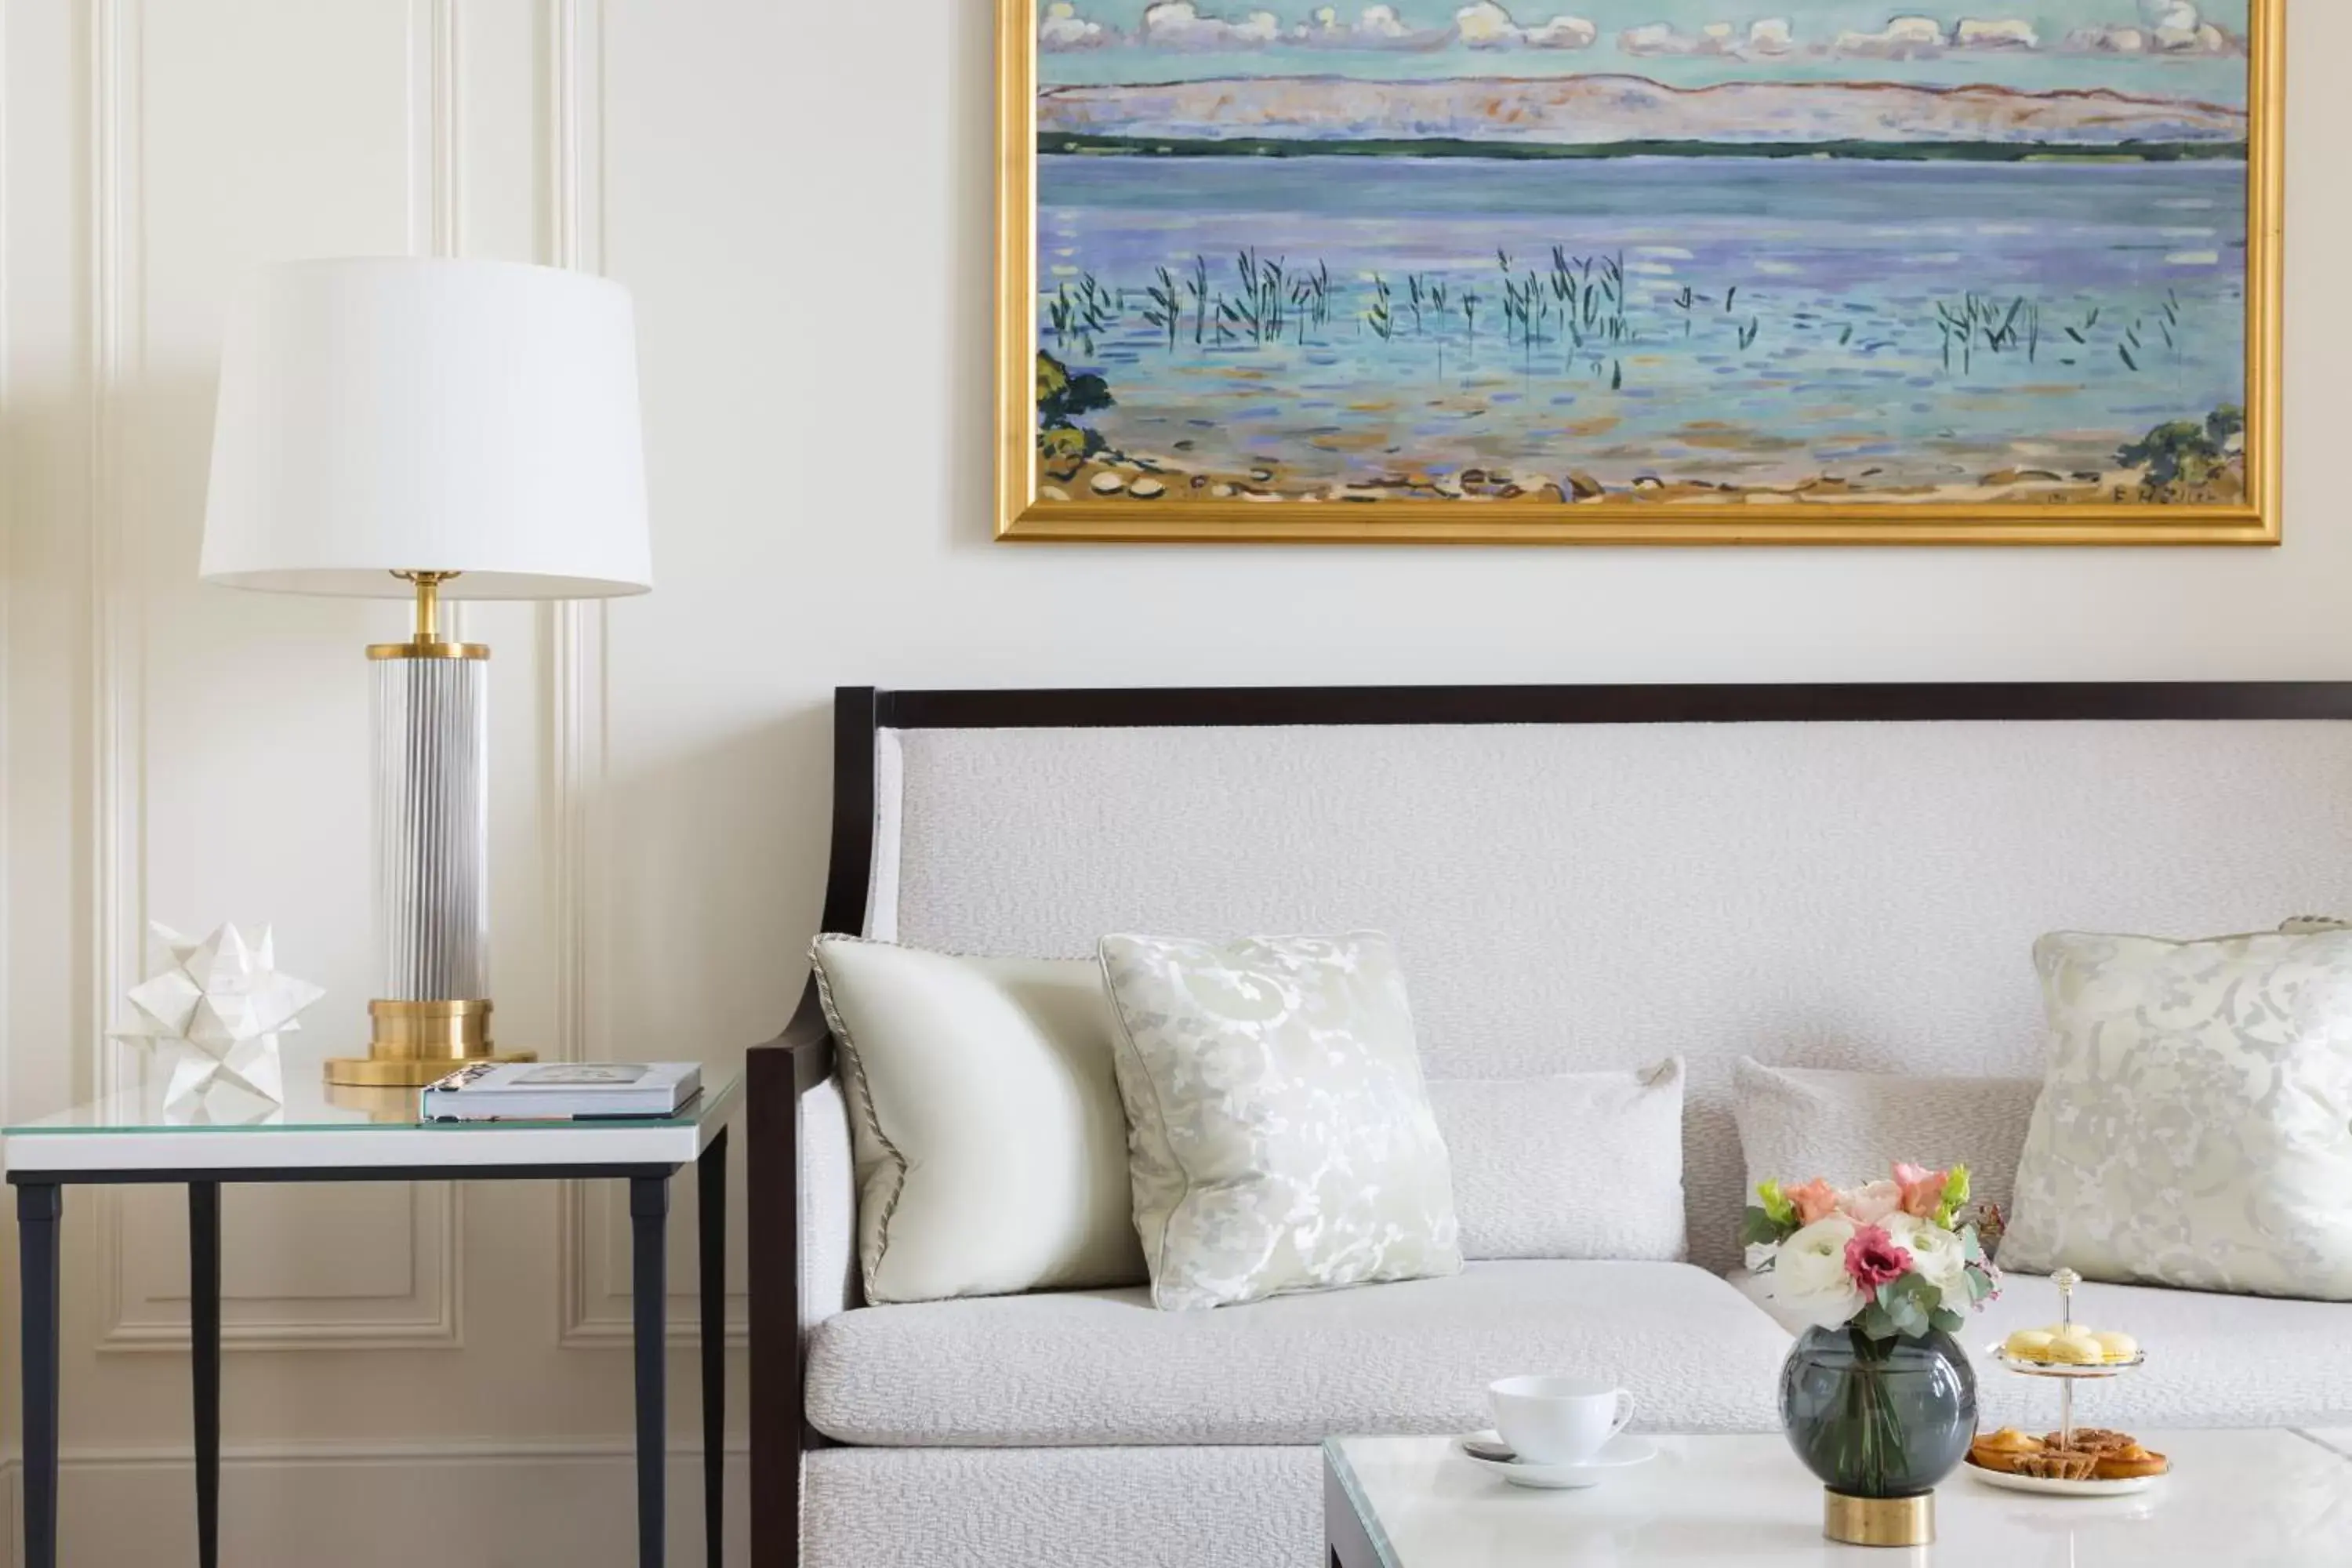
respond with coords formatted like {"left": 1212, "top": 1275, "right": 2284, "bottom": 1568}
{"left": 202, "top": 257, "right": 652, "bottom": 600}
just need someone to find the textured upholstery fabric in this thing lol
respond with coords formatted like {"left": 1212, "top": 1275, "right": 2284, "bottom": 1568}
{"left": 873, "top": 720, "right": 2352, "bottom": 1271}
{"left": 800, "top": 1077, "right": 857, "bottom": 1334}
{"left": 810, "top": 939, "right": 1143, "bottom": 1303}
{"left": 2005, "top": 928, "right": 2352, "bottom": 1300}
{"left": 1430, "top": 1062, "right": 1686, "bottom": 1261}
{"left": 802, "top": 1445, "right": 1318, "bottom": 1568}
{"left": 805, "top": 1259, "right": 1787, "bottom": 1446}
{"left": 1100, "top": 931, "right": 1461, "bottom": 1309}
{"left": 1730, "top": 1058, "right": 2039, "bottom": 1222}
{"left": 1733, "top": 1269, "right": 2352, "bottom": 1429}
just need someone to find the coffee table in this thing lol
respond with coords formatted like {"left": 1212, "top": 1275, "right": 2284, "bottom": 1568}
{"left": 1326, "top": 1429, "right": 2352, "bottom": 1566}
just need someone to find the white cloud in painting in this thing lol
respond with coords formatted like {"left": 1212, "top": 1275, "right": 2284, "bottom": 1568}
{"left": 1746, "top": 18, "right": 1796, "bottom": 56}
{"left": 1951, "top": 18, "right": 2040, "bottom": 52}
{"left": 1138, "top": 2, "right": 1281, "bottom": 49}
{"left": 1831, "top": 16, "right": 1947, "bottom": 58}
{"left": 1618, "top": 20, "right": 1740, "bottom": 57}
{"left": 1294, "top": 5, "right": 1453, "bottom": 49}
{"left": 1457, "top": 4, "right": 1599, "bottom": 51}
{"left": 1038, "top": 2, "right": 1112, "bottom": 50}
{"left": 2063, "top": 2, "right": 2238, "bottom": 55}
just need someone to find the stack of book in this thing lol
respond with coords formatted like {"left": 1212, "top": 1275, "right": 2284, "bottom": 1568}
{"left": 420, "top": 1062, "right": 702, "bottom": 1121}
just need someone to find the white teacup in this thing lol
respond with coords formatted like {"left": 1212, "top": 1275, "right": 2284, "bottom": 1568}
{"left": 1489, "top": 1376, "right": 1635, "bottom": 1466}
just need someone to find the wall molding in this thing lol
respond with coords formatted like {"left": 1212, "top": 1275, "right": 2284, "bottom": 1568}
{"left": 100, "top": 0, "right": 466, "bottom": 1355}
{"left": 88, "top": 0, "right": 156, "bottom": 1351}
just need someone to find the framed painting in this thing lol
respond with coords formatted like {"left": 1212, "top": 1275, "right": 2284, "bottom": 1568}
{"left": 996, "top": 1, "right": 2281, "bottom": 544}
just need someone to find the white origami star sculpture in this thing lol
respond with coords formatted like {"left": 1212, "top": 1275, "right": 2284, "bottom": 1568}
{"left": 113, "top": 922, "right": 324, "bottom": 1109}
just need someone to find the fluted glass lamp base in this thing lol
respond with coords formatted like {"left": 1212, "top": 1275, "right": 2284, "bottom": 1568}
{"left": 338, "top": 572, "right": 530, "bottom": 1091}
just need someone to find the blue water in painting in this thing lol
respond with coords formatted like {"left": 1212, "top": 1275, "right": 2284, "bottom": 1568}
{"left": 1038, "top": 155, "right": 2248, "bottom": 490}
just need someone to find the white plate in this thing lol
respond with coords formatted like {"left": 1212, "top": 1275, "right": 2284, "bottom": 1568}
{"left": 1988, "top": 1345, "right": 2147, "bottom": 1379}
{"left": 1458, "top": 1432, "right": 1660, "bottom": 1490}
{"left": 1963, "top": 1458, "right": 2163, "bottom": 1497}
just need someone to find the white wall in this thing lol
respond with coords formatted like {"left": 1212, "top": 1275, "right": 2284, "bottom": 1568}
{"left": 2, "top": 2, "right": 2347, "bottom": 1564}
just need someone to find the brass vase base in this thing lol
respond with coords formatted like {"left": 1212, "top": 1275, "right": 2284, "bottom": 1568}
{"left": 1824, "top": 1490, "right": 1933, "bottom": 1548}
{"left": 324, "top": 998, "right": 535, "bottom": 1089}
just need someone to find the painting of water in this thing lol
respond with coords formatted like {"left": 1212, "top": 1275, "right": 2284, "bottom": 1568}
{"left": 1000, "top": 1, "right": 2281, "bottom": 543}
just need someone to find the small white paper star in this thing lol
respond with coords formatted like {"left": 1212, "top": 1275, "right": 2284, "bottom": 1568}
{"left": 113, "top": 922, "right": 324, "bottom": 1109}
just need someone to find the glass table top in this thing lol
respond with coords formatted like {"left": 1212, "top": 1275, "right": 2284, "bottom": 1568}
{"left": 4, "top": 1053, "right": 740, "bottom": 1137}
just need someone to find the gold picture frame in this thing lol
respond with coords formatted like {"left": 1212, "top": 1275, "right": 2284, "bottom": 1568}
{"left": 998, "top": 1, "right": 2282, "bottom": 546}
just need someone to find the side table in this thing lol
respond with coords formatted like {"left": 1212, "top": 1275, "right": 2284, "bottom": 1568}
{"left": 2, "top": 1069, "right": 740, "bottom": 1568}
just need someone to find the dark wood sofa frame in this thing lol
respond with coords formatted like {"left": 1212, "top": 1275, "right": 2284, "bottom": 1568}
{"left": 745, "top": 679, "right": 2352, "bottom": 1566}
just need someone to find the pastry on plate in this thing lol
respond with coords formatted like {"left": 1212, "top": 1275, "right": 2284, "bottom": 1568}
{"left": 2002, "top": 1329, "right": 2057, "bottom": 1360}
{"left": 2092, "top": 1330, "right": 2140, "bottom": 1363}
{"left": 2092, "top": 1443, "right": 2170, "bottom": 1480}
{"left": 1968, "top": 1428, "right": 2045, "bottom": 1474}
{"left": 2043, "top": 1332, "right": 2105, "bottom": 1365}
{"left": 2013, "top": 1447, "right": 2100, "bottom": 1481}
{"left": 2047, "top": 1428, "right": 2136, "bottom": 1455}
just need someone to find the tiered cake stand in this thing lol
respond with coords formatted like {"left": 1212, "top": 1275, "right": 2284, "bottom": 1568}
{"left": 1970, "top": 1268, "right": 2161, "bottom": 1497}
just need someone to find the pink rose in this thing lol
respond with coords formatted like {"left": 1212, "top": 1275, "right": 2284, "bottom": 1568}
{"left": 1844, "top": 1224, "right": 1912, "bottom": 1291}
{"left": 1788, "top": 1178, "right": 1842, "bottom": 1225}
{"left": 1840, "top": 1179, "right": 1904, "bottom": 1225}
{"left": 1893, "top": 1163, "right": 1949, "bottom": 1220}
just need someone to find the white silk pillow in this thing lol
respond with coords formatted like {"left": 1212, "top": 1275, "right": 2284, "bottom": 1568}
{"left": 1098, "top": 931, "right": 1462, "bottom": 1312}
{"left": 2003, "top": 928, "right": 2352, "bottom": 1300}
{"left": 811, "top": 937, "right": 1145, "bottom": 1304}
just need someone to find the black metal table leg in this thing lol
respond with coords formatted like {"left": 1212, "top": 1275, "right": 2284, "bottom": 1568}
{"left": 632, "top": 1173, "right": 672, "bottom": 1568}
{"left": 190, "top": 1181, "right": 223, "bottom": 1568}
{"left": 18, "top": 1183, "right": 63, "bottom": 1568}
{"left": 698, "top": 1127, "right": 728, "bottom": 1568}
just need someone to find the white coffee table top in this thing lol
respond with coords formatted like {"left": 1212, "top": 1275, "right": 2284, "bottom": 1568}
{"left": 1328, "top": 1429, "right": 2352, "bottom": 1566}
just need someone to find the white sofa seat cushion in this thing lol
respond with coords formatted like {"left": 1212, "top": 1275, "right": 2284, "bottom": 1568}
{"left": 805, "top": 1260, "right": 1788, "bottom": 1447}
{"left": 1733, "top": 1269, "right": 2352, "bottom": 1429}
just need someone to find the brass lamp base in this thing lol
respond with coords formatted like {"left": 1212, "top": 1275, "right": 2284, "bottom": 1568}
{"left": 1824, "top": 1491, "right": 1933, "bottom": 1548}
{"left": 324, "top": 999, "right": 535, "bottom": 1088}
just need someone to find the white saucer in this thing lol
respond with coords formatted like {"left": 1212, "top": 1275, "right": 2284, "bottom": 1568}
{"left": 1459, "top": 1432, "right": 1659, "bottom": 1490}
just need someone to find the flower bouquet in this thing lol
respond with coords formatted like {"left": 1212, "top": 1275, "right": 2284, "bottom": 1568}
{"left": 1743, "top": 1163, "right": 2001, "bottom": 1338}
{"left": 1744, "top": 1163, "right": 1999, "bottom": 1541}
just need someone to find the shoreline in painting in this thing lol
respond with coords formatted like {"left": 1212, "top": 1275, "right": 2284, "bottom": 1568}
{"left": 1039, "top": 427, "right": 2250, "bottom": 510}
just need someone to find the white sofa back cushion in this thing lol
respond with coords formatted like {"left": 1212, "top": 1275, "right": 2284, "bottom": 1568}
{"left": 1430, "top": 1062, "right": 1686, "bottom": 1261}
{"left": 810, "top": 938, "right": 1145, "bottom": 1303}
{"left": 869, "top": 719, "right": 2352, "bottom": 1270}
{"left": 1731, "top": 1058, "right": 2041, "bottom": 1225}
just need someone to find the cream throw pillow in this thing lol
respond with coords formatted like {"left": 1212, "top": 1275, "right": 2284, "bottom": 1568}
{"left": 1430, "top": 1063, "right": 1687, "bottom": 1261}
{"left": 2003, "top": 928, "right": 2352, "bottom": 1300}
{"left": 1733, "top": 1058, "right": 2041, "bottom": 1225}
{"left": 811, "top": 937, "right": 1145, "bottom": 1304}
{"left": 1098, "top": 931, "right": 1462, "bottom": 1311}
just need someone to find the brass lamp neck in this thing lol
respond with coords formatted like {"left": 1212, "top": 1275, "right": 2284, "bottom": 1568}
{"left": 368, "top": 571, "right": 489, "bottom": 662}
{"left": 405, "top": 570, "right": 452, "bottom": 640}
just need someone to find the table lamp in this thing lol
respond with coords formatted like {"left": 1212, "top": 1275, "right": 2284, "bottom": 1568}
{"left": 201, "top": 257, "right": 651, "bottom": 1087}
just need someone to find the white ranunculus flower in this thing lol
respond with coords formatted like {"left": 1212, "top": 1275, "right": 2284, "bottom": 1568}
{"left": 1894, "top": 1220, "right": 1969, "bottom": 1306}
{"left": 1767, "top": 1215, "right": 1864, "bottom": 1330}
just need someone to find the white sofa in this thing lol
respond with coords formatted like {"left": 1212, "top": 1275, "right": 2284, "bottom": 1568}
{"left": 748, "top": 682, "right": 2352, "bottom": 1568}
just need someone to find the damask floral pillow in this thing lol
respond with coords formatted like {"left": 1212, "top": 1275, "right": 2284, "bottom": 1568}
{"left": 1097, "top": 931, "right": 1462, "bottom": 1311}
{"left": 2003, "top": 927, "right": 2352, "bottom": 1300}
